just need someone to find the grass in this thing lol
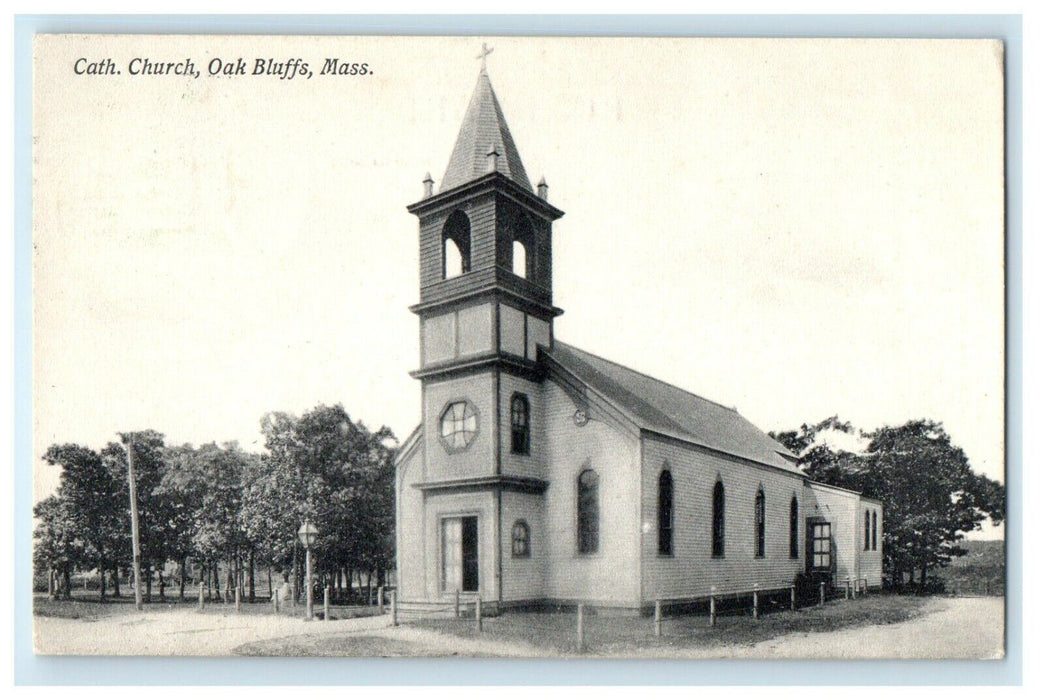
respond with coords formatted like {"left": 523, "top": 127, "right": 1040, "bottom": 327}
{"left": 934, "top": 540, "right": 1005, "bottom": 596}
{"left": 33, "top": 592, "right": 383, "bottom": 622}
{"left": 407, "top": 593, "right": 931, "bottom": 655}
{"left": 34, "top": 590, "right": 937, "bottom": 657}
{"left": 32, "top": 595, "right": 141, "bottom": 621}
{"left": 235, "top": 634, "right": 460, "bottom": 657}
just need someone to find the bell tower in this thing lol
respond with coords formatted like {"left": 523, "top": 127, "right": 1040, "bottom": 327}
{"left": 408, "top": 67, "right": 564, "bottom": 385}
{"left": 401, "top": 54, "right": 563, "bottom": 605}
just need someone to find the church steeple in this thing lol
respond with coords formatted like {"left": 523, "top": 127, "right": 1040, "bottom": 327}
{"left": 408, "top": 59, "right": 563, "bottom": 382}
{"left": 440, "top": 70, "right": 533, "bottom": 192}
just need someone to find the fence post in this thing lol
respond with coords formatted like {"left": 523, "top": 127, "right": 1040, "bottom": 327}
{"left": 790, "top": 585, "right": 796, "bottom": 611}
{"left": 391, "top": 590, "right": 398, "bottom": 627}
{"left": 475, "top": 593, "right": 483, "bottom": 632}
{"left": 753, "top": 590, "right": 759, "bottom": 619}
{"left": 576, "top": 603, "right": 585, "bottom": 652}
{"left": 235, "top": 585, "right": 241, "bottom": 613}
{"left": 273, "top": 590, "right": 279, "bottom": 613}
{"left": 654, "top": 600, "right": 662, "bottom": 637}
{"left": 324, "top": 585, "right": 330, "bottom": 621}
{"left": 709, "top": 596, "right": 717, "bottom": 627}
{"left": 378, "top": 585, "right": 385, "bottom": 615}
{"left": 455, "top": 589, "right": 461, "bottom": 618}
{"left": 198, "top": 581, "right": 204, "bottom": 611}
{"left": 819, "top": 582, "right": 825, "bottom": 607}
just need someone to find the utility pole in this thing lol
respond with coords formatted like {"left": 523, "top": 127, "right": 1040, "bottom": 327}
{"left": 122, "top": 433, "right": 144, "bottom": 611}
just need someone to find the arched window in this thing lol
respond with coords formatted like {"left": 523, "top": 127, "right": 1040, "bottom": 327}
{"left": 872, "top": 511, "right": 878, "bottom": 550}
{"left": 508, "top": 211, "right": 535, "bottom": 280}
{"left": 789, "top": 495, "right": 799, "bottom": 559}
{"left": 712, "top": 480, "right": 725, "bottom": 557}
{"left": 658, "top": 469, "right": 674, "bottom": 556}
{"left": 512, "top": 240, "right": 528, "bottom": 279}
{"left": 754, "top": 488, "right": 765, "bottom": 558}
{"left": 444, "top": 239, "right": 465, "bottom": 278}
{"left": 577, "top": 469, "right": 599, "bottom": 554}
{"left": 511, "top": 520, "right": 531, "bottom": 558}
{"left": 864, "top": 509, "right": 871, "bottom": 551}
{"left": 510, "top": 393, "right": 530, "bottom": 455}
{"left": 442, "top": 210, "right": 471, "bottom": 279}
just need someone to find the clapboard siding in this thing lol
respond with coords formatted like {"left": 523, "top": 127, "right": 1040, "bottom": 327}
{"left": 493, "top": 268, "right": 553, "bottom": 307}
{"left": 499, "top": 372, "right": 546, "bottom": 481}
{"left": 858, "top": 501, "right": 884, "bottom": 587}
{"left": 494, "top": 195, "right": 554, "bottom": 297}
{"left": 534, "top": 218, "right": 553, "bottom": 295}
{"left": 804, "top": 483, "right": 858, "bottom": 586}
{"left": 500, "top": 491, "right": 547, "bottom": 601}
{"left": 543, "top": 380, "right": 641, "bottom": 604}
{"left": 422, "top": 373, "right": 496, "bottom": 482}
{"left": 640, "top": 436, "right": 806, "bottom": 600}
{"left": 395, "top": 441, "right": 426, "bottom": 601}
{"left": 420, "top": 267, "right": 498, "bottom": 307}
{"left": 418, "top": 194, "right": 498, "bottom": 297}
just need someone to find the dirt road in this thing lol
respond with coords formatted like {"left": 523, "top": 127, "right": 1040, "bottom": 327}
{"left": 745, "top": 596, "right": 1004, "bottom": 659}
{"left": 34, "top": 607, "right": 393, "bottom": 656}
{"left": 34, "top": 595, "right": 1003, "bottom": 659}
{"left": 633, "top": 596, "right": 1004, "bottom": 660}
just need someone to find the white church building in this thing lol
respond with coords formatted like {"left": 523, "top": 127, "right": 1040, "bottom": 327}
{"left": 394, "top": 64, "right": 883, "bottom": 612}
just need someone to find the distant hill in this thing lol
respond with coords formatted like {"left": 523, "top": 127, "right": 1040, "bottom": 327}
{"left": 934, "top": 540, "right": 1005, "bottom": 596}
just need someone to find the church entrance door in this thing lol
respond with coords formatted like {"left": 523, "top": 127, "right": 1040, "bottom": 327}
{"left": 441, "top": 516, "right": 480, "bottom": 594}
{"left": 461, "top": 516, "right": 479, "bottom": 593}
{"left": 807, "top": 520, "right": 832, "bottom": 573}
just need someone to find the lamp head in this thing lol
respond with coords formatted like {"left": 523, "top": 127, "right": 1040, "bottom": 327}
{"left": 297, "top": 520, "right": 319, "bottom": 548}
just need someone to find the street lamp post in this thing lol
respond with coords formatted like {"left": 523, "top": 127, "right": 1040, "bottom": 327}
{"left": 297, "top": 520, "right": 319, "bottom": 621}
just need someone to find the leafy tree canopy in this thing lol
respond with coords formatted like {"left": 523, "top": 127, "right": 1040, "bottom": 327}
{"left": 771, "top": 417, "right": 1004, "bottom": 585}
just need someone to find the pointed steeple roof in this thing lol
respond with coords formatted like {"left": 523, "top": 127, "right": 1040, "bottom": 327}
{"left": 440, "top": 70, "right": 533, "bottom": 192}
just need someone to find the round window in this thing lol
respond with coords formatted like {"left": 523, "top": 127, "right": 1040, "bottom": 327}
{"left": 440, "top": 401, "right": 478, "bottom": 449}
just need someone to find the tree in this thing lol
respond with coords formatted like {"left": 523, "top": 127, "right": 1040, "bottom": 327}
{"left": 241, "top": 451, "right": 300, "bottom": 580}
{"left": 33, "top": 495, "right": 80, "bottom": 598}
{"left": 860, "top": 420, "right": 1004, "bottom": 588}
{"left": 158, "top": 443, "right": 229, "bottom": 599}
{"left": 771, "top": 416, "right": 862, "bottom": 487}
{"left": 772, "top": 417, "right": 1004, "bottom": 590}
{"left": 34, "top": 406, "right": 396, "bottom": 606}
{"left": 42, "top": 444, "right": 127, "bottom": 600}
{"left": 243, "top": 404, "right": 397, "bottom": 601}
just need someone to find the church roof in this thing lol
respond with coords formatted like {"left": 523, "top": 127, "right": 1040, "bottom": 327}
{"left": 546, "top": 341, "right": 802, "bottom": 474}
{"left": 440, "top": 70, "right": 533, "bottom": 193}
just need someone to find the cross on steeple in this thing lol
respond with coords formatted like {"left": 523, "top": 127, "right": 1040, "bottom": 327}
{"left": 476, "top": 42, "right": 494, "bottom": 73}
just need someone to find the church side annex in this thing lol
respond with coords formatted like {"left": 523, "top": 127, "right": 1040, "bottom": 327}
{"left": 394, "top": 59, "right": 883, "bottom": 614}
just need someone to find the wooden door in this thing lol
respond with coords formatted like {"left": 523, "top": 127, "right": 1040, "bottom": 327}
{"left": 441, "top": 516, "right": 479, "bottom": 594}
{"left": 807, "top": 520, "right": 832, "bottom": 572}
{"left": 461, "top": 516, "right": 479, "bottom": 593}
{"left": 441, "top": 518, "right": 462, "bottom": 592}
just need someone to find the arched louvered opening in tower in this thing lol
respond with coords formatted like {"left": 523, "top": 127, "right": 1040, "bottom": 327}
{"left": 442, "top": 210, "right": 471, "bottom": 279}
{"left": 509, "top": 211, "right": 535, "bottom": 280}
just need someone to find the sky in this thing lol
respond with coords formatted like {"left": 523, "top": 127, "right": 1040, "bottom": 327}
{"left": 32, "top": 36, "right": 1005, "bottom": 534}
